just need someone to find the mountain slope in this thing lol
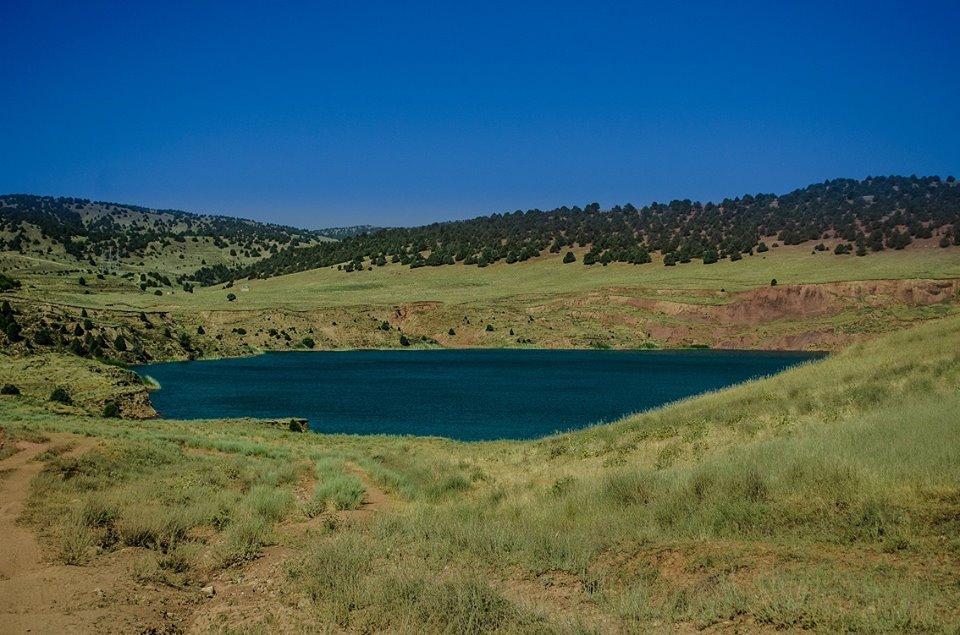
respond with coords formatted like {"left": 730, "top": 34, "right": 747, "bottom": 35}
{"left": 200, "top": 175, "right": 960, "bottom": 283}
{"left": 0, "top": 195, "right": 331, "bottom": 284}
{"left": 1, "top": 314, "right": 958, "bottom": 631}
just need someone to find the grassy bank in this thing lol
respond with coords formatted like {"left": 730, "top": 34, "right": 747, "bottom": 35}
{"left": 3, "top": 247, "right": 960, "bottom": 363}
{"left": 1, "top": 314, "right": 958, "bottom": 631}
{"left": 7, "top": 244, "right": 960, "bottom": 312}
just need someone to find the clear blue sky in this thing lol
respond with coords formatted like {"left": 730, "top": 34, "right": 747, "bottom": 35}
{"left": 1, "top": 1, "right": 958, "bottom": 228}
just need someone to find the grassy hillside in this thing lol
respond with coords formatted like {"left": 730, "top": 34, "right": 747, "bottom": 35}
{"left": 201, "top": 175, "right": 960, "bottom": 282}
{"left": 2, "top": 246, "right": 959, "bottom": 364}
{"left": 2, "top": 181, "right": 960, "bottom": 363}
{"left": 6, "top": 243, "right": 958, "bottom": 312}
{"left": 0, "top": 194, "right": 332, "bottom": 289}
{"left": 1, "top": 315, "right": 958, "bottom": 631}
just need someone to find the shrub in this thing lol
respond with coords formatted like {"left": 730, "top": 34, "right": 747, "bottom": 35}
{"left": 81, "top": 498, "right": 120, "bottom": 528}
{"left": 770, "top": 278, "right": 778, "bottom": 287}
{"left": 215, "top": 512, "right": 270, "bottom": 567}
{"left": 102, "top": 401, "right": 121, "bottom": 418}
{"left": 312, "top": 475, "right": 366, "bottom": 511}
{"left": 0, "top": 273, "right": 21, "bottom": 291}
{"left": 244, "top": 485, "right": 294, "bottom": 523}
{"left": 301, "top": 337, "right": 316, "bottom": 349}
{"left": 485, "top": 324, "right": 494, "bottom": 332}
{"left": 399, "top": 334, "right": 410, "bottom": 347}
{"left": 0, "top": 383, "right": 20, "bottom": 395}
{"left": 33, "top": 329, "right": 54, "bottom": 346}
{"left": 562, "top": 251, "right": 576, "bottom": 263}
{"left": 226, "top": 293, "right": 237, "bottom": 302}
{"left": 58, "top": 519, "right": 94, "bottom": 565}
{"left": 49, "top": 387, "right": 72, "bottom": 405}
{"left": 448, "top": 328, "right": 456, "bottom": 336}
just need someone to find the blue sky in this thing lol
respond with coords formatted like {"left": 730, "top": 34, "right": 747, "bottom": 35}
{"left": 1, "top": 1, "right": 958, "bottom": 228}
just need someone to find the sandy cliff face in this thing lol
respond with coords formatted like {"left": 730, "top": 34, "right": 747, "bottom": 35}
{"left": 2, "top": 279, "right": 958, "bottom": 361}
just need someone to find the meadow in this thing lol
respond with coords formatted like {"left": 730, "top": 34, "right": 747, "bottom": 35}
{"left": 6, "top": 242, "right": 960, "bottom": 312}
{"left": 2, "top": 314, "right": 958, "bottom": 631}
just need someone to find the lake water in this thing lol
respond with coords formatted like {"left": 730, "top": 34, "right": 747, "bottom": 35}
{"left": 135, "top": 349, "right": 819, "bottom": 441}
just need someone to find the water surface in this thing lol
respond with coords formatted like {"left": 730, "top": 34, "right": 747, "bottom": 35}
{"left": 136, "top": 349, "right": 819, "bottom": 441}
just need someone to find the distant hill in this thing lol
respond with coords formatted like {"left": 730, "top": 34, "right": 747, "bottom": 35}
{"left": 198, "top": 175, "right": 960, "bottom": 283}
{"left": 0, "top": 195, "right": 330, "bottom": 284}
{"left": 3, "top": 176, "right": 959, "bottom": 289}
{"left": 317, "top": 224, "right": 386, "bottom": 240}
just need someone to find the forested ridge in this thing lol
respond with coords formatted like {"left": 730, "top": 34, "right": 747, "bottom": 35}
{"left": 195, "top": 175, "right": 960, "bottom": 283}
{"left": 0, "top": 194, "right": 326, "bottom": 263}
{"left": 3, "top": 176, "right": 960, "bottom": 288}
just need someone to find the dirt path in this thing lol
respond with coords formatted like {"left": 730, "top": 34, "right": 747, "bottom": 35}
{"left": 185, "top": 464, "right": 393, "bottom": 633}
{"left": 1, "top": 437, "right": 394, "bottom": 634}
{"left": 0, "top": 436, "right": 100, "bottom": 579}
{"left": 0, "top": 440, "right": 50, "bottom": 583}
{"left": 0, "top": 434, "right": 191, "bottom": 634}
{"left": 0, "top": 434, "right": 103, "bottom": 634}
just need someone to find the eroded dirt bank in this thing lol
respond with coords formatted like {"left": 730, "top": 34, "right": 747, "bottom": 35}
{"left": 2, "top": 279, "right": 958, "bottom": 364}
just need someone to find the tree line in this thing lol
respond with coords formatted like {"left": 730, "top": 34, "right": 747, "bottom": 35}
{"left": 195, "top": 175, "right": 960, "bottom": 283}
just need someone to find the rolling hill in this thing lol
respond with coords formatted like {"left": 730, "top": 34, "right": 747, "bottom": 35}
{"left": 197, "top": 175, "right": 960, "bottom": 282}
{"left": 1, "top": 177, "right": 960, "bottom": 364}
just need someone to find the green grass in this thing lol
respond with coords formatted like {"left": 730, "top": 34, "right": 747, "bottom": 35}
{"left": 303, "top": 457, "right": 366, "bottom": 515}
{"left": 7, "top": 244, "right": 960, "bottom": 312}
{"left": 2, "top": 315, "right": 959, "bottom": 630}
{"left": 3, "top": 245, "right": 958, "bottom": 361}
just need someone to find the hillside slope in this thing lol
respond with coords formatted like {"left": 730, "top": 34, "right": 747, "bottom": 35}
{"left": 0, "top": 194, "right": 331, "bottom": 287}
{"left": 1, "top": 315, "right": 957, "bottom": 631}
{"left": 201, "top": 175, "right": 960, "bottom": 282}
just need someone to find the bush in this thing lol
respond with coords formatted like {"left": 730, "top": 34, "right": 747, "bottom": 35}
{"left": 0, "top": 383, "right": 20, "bottom": 395}
{"left": 0, "top": 273, "right": 21, "bottom": 291}
{"left": 485, "top": 324, "right": 494, "bottom": 332}
{"left": 49, "top": 387, "right": 72, "bottom": 404}
{"left": 102, "top": 401, "right": 121, "bottom": 418}
{"left": 448, "top": 328, "right": 456, "bottom": 336}
{"left": 399, "top": 334, "right": 411, "bottom": 347}
{"left": 301, "top": 337, "right": 316, "bottom": 349}
{"left": 562, "top": 251, "right": 576, "bottom": 263}
{"left": 770, "top": 278, "right": 778, "bottom": 287}
{"left": 226, "top": 293, "right": 237, "bottom": 302}
{"left": 312, "top": 475, "right": 366, "bottom": 511}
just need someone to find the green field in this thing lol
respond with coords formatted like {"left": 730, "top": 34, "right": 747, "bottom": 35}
{"left": 7, "top": 244, "right": 960, "bottom": 312}
{"left": 2, "top": 315, "right": 959, "bottom": 631}
{"left": 3, "top": 224, "right": 960, "bottom": 630}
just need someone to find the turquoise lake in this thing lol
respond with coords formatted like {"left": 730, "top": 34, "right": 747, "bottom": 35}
{"left": 135, "top": 349, "right": 820, "bottom": 441}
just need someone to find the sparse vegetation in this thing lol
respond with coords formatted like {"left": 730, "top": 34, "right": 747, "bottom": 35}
{"left": 2, "top": 316, "right": 959, "bottom": 631}
{"left": 49, "top": 387, "right": 71, "bottom": 404}
{"left": 1, "top": 179, "right": 960, "bottom": 631}
{"left": 190, "top": 176, "right": 960, "bottom": 282}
